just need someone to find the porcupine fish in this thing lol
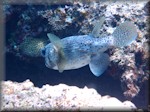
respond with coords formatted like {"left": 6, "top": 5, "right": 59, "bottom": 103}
{"left": 41, "top": 17, "right": 137, "bottom": 76}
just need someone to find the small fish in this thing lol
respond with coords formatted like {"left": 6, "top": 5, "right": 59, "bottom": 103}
{"left": 41, "top": 17, "right": 137, "bottom": 76}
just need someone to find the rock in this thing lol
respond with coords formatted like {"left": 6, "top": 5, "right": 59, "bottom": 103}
{"left": 1, "top": 80, "right": 136, "bottom": 111}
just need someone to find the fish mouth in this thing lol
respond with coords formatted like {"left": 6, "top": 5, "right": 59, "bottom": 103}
{"left": 44, "top": 54, "right": 56, "bottom": 69}
{"left": 41, "top": 48, "right": 46, "bottom": 57}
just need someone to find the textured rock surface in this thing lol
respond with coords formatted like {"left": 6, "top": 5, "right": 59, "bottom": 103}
{"left": 1, "top": 80, "right": 136, "bottom": 111}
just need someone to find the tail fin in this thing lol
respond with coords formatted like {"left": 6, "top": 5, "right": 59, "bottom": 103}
{"left": 112, "top": 21, "right": 137, "bottom": 47}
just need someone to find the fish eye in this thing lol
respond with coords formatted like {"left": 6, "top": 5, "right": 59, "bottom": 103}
{"left": 41, "top": 48, "right": 46, "bottom": 57}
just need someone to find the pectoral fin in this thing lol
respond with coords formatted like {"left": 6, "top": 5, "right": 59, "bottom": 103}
{"left": 57, "top": 49, "right": 66, "bottom": 73}
{"left": 47, "top": 33, "right": 66, "bottom": 73}
{"left": 89, "top": 53, "right": 110, "bottom": 77}
{"left": 47, "top": 33, "right": 62, "bottom": 48}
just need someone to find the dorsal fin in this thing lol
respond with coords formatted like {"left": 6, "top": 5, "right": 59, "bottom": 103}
{"left": 91, "top": 16, "right": 105, "bottom": 38}
{"left": 47, "top": 33, "right": 66, "bottom": 73}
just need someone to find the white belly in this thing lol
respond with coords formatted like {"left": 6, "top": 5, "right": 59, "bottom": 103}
{"left": 53, "top": 56, "right": 91, "bottom": 70}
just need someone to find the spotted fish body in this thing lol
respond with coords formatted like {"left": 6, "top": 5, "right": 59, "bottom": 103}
{"left": 42, "top": 20, "right": 137, "bottom": 76}
{"left": 44, "top": 35, "right": 111, "bottom": 68}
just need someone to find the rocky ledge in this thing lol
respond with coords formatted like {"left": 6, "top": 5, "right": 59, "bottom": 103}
{"left": 1, "top": 79, "right": 136, "bottom": 111}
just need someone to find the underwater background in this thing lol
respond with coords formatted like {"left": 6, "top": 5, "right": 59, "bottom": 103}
{"left": 4, "top": 0, "right": 149, "bottom": 109}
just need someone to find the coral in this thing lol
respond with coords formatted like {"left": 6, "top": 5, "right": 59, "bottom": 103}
{"left": 19, "top": 37, "right": 47, "bottom": 57}
{"left": 38, "top": 9, "right": 68, "bottom": 31}
{"left": 101, "top": 1, "right": 149, "bottom": 99}
{"left": 37, "top": 3, "right": 87, "bottom": 31}
{"left": 1, "top": 80, "right": 136, "bottom": 111}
